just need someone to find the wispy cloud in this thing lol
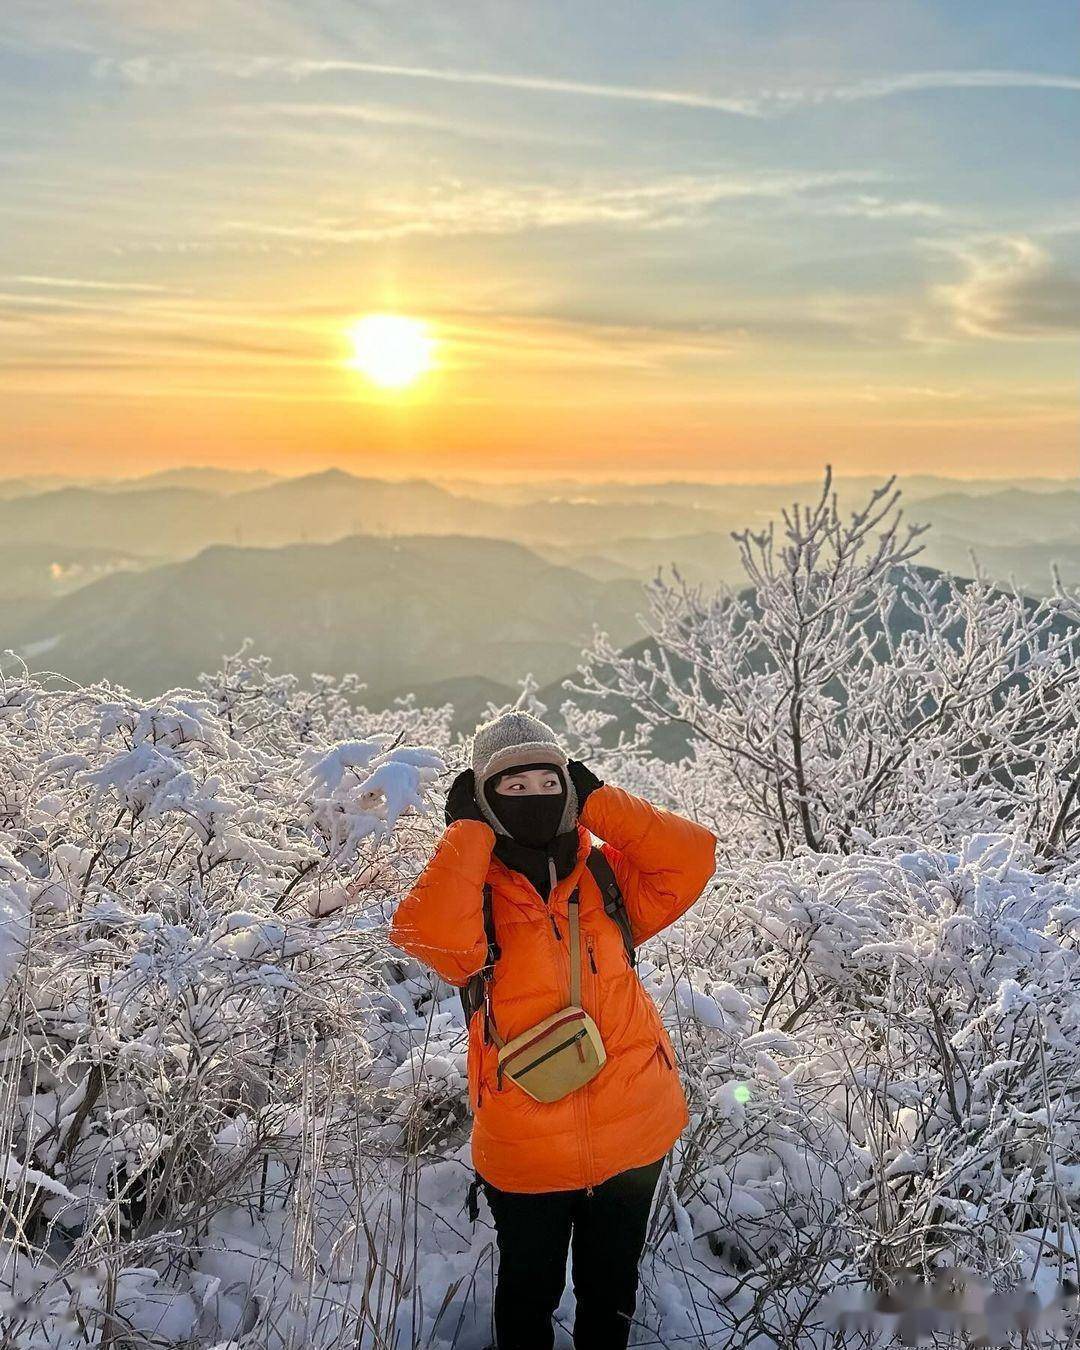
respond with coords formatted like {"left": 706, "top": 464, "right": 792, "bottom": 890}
{"left": 2, "top": 274, "right": 177, "bottom": 293}
{"left": 224, "top": 99, "right": 586, "bottom": 146}
{"left": 96, "top": 55, "right": 765, "bottom": 115}
{"left": 794, "top": 194, "right": 947, "bottom": 222}
{"left": 216, "top": 169, "right": 887, "bottom": 244}
{"left": 770, "top": 68, "right": 1080, "bottom": 107}
{"left": 97, "top": 54, "right": 1080, "bottom": 117}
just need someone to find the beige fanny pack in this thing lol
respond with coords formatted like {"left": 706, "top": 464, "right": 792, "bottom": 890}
{"left": 486, "top": 890, "right": 606, "bottom": 1104}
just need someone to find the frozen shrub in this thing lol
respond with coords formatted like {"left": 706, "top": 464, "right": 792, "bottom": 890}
{"left": 0, "top": 653, "right": 463, "bottom": 1348}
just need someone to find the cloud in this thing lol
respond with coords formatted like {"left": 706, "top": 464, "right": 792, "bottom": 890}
{"left": 216, "top": 168, "right": 886, "bottom": 244}
{"left": 223, "top": 99, "right": 587, "bottom": 147}
{"left": 769, "top": 68, "right": 1080, "bottom": 108}
{"left": 438, "top": 312, "right": 745, "bottom": 376}
{"left": 2, "top": 274, "right": 176, "bottom": 293}
{"left": 0, "top": 292, "right": 746, "bottom": 386}
{"left": 790, "top": 194, "right": 947, "bottom": 222}
{"left": 935, "top": 236, "right": 1080, "bottom": 338}
{"left": 95, "top": 55, "right": 766, "bottom": 115}
{"left": 96, "top": 54, "right": 1080, "bottom": 118}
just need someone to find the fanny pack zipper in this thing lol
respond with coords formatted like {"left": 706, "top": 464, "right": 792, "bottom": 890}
{"left": 499, "top": 1011, "right": 587, "bottom": 1072}
{"left": 511, "top": 1026, "right": 589, "bottom": 1077}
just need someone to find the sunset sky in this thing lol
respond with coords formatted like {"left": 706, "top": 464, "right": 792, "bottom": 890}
{"left": 2, "top": 1, "right": 1078, "bottom": 481}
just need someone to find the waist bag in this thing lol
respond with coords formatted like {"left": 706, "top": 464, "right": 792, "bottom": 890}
{"left": 490, "top": 890, "right": 605, "bottom": 1102}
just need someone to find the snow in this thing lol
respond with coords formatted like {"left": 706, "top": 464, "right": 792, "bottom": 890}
{"left": 0, "top": 847, "right": 30, "bottom": 995}
{"left": 14, "top": 807, "right": 1065, "bottom": 1346}
{"left": 1, "top": 1151, "right": 75, "bottom": 1200}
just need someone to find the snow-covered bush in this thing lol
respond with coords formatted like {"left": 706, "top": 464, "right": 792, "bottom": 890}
{"left": 0, "top": 651, "right": 470, "bottom": 1348}
{"left": 639, "top": 834, "right": 1080, "bottom": 1343}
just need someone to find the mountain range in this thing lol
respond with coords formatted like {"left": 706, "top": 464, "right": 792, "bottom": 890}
{"left": 8, "top": 533, "right": 645, "bottom": 721}
{"left": 2, "top": 468, "right": 1078, "bottom": 726}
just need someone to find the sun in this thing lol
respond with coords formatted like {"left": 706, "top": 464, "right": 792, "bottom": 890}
{"left": 346, "top": 314, "right": 435, "bottom": 389}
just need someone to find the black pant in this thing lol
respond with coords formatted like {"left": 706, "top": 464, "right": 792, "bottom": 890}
{"left": 482, "top": 1156, "right": 664, "bottom": 1350}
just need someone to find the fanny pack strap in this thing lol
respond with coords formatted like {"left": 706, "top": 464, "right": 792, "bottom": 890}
{"left": 551, "top": 850, "right": 583, "bottom": 1009}
{"left": 485, "top": 881, "right": 584, "bottom": 1051}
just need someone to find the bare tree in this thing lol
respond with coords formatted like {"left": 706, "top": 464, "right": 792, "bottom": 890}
{"left": 571, "top": 468, "right": 1080, "bottom": 859}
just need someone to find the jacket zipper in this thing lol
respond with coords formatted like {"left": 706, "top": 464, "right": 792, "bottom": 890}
{"left": 580, "top": 931, "right": 599, "bottom": 1194}
{"left": 473, "top": 1022, "right": 485, "bottom": 1108}
{"left": 543, "top": 856, "right": 571, "bottom": 1003}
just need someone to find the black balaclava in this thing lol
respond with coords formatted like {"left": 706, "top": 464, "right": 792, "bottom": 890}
{"left": 483, "top": 762, "right": 578, "bottom": 899}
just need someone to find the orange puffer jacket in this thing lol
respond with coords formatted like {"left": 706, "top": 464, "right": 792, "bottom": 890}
{"left": 389, "top": 783, "right": 718, "bottom": 1193}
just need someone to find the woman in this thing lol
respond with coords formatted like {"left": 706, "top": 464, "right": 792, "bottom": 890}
{"left": 390, "top": 711, "right": 717, "bottom": 1350}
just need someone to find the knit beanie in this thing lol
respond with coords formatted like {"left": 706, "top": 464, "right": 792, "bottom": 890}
{"left": 470, "top": 710, "right": 579, "bottom": 838}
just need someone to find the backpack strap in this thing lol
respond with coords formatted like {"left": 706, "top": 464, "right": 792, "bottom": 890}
{"left": 461, "top": 853, "right": 634, "bottom": 1040}
{"left": 459, "top": 882, "right": 501, "bottom": 1041}
{"left": 586, "top": 848, "right": 636, "bottom": 968}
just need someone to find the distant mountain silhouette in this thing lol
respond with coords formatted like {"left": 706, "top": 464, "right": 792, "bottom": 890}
{"left": 533, "top": 563, "right": 1080, "bottom": 757}
{"left": 557, "top": 529, "right": 745, "bottom": 586}
{"left": 909, "top": 489, "right": 1080, "bottom": 548}
{"left": 3, "top": 470, "right": 1078, "bottom": 736}
{"left": 544, "top": 485, "right": 1080, "bottom": 590}
{"left": 0, "top": 469, "right": 724, "bottom": 559}
{"left": 107, "top": 467, "right": 278, "bottom": 494}
{"left": 9, "top": 533, "right": 646, "bottom": 702}
{"left": 925, "top": 535, "right": 1080, "bottom": 592}
{"left": 0, "top": 473, "right": 460, "bottom": 555}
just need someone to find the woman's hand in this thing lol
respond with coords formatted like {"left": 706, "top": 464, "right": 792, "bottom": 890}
{"left": 567, "top": 759, "right": 604, "bottom": 810}
{"left": 444, "top": 768, "right": 489, "bottom": 826}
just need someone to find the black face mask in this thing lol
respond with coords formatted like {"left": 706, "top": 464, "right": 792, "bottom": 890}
{"left": 484, "top": 765, "right": 568, "bottom": 848}
{"left": 487, "top": 791, "right": 566, "bottom": 848}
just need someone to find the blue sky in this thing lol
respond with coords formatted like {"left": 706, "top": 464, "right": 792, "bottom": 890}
{"left": 1, "top": 1, "right": 1077, "bottom": 479}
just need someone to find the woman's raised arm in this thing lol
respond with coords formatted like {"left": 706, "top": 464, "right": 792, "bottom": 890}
{"left": 389, "top": 818, "right": 495, "bottom": 986}
{"left": 579, "top": 783, "right": 717, "bottom": 945}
